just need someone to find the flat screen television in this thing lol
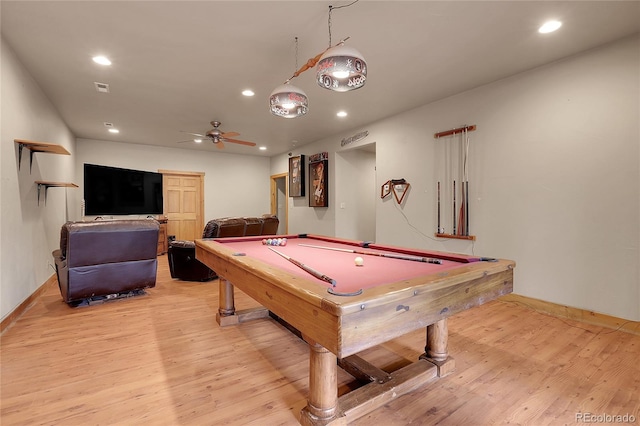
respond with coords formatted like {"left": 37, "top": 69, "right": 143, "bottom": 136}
{"left": 84, "top": 163, "right": 163, "bottom": 216}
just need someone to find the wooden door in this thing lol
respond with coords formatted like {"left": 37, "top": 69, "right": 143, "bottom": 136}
{"left": 160, "top": 170, "right": 204, "bottom": 241}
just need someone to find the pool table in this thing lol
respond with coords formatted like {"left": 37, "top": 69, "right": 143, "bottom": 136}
{"left": 196, "top": 234, "right": 515, "bottom": 425}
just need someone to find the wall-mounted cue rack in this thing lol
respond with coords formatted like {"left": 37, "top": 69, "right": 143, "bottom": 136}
{"left": 434, "top": 125, "right": 476, "bottom": 241}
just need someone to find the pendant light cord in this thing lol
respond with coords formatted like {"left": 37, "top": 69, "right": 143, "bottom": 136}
{"left": 283, "top": 1, "right": 360, "bottom": 83}
{"left": 295, "top": 37, "right": 299, "bottom": 71}
{"left": 328, "top": 6, "right": 333, "bottom": 47}
{"left": 328, "top": 0, "right": 360, "bottom": 47}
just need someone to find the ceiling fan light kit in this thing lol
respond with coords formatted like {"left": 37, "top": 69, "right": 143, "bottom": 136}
{"left": 178, "top": 121, "right": 256, "bottom": 149}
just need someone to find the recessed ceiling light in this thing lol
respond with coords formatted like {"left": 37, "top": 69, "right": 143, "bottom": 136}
{"left": 259, "top": 146, "right": 267, "bottom": 151}
{"left": 538, "top": 20, "right": 562, "bottom": 34}
{"left": 108, "top": 128, "right": 119, "bottom": 134}
{"left": 242, "top": 89, "right": 255, "bottom": 97}
{"left": 337, "top": 111, "right": 348, "bottom": 118}
{"left": 92, "top": 55, "right": 112, "bottom": 66}
{"left": 194, "top": 139, "right": 203, "bottom": 143}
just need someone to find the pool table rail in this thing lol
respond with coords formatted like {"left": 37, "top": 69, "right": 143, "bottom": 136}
{"left": 339, "top": 264, "right": 514, "bottom": 357}
{"left": 196, "top": 238, "right": 514, "bottom": 358}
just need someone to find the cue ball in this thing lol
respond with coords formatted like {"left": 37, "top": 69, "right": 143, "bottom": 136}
{"left": 354, "top": 256, "right": 364, "bottom": 266}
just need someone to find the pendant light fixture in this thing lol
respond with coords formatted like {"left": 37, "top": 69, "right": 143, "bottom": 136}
{"left": 270, "top": 37, "right": 309, "bottom": 119}
{"left": 269, "top": 82, "right": 308, "bottom": 118}
{"left": 268, "top": 1, "right": 365, "bottom": 118}
{"left": 316, "top": 4, "right": 367, "bottom": 92}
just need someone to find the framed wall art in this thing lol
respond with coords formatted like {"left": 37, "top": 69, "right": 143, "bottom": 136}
{"left": 288, "top": 155, "right": 305, "bottom": 197}
{"left": 309, "top": 152, "right": 328, "bottom": 207}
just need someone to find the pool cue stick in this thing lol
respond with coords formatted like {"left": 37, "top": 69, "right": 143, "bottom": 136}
{"left": 459, "top": 131, "right": 463, "bottom": 236}
{"left": 437, "top": 181, "right": 441, "bottom": 233}
{"left": 452, "top": 180, "right": 457, "bottom": 235}
{"left": 268, "top": 247, "right": 336, "bottom": 287}
{"left": 459, "top": 179, "right": 465, "bottom": 235}
{"left": 298, "top": 243, "right": 442, "bottom": 264}
{"left": 465, "top": 181, "right": 469, "bottom": 236}
{"left": 463, "top": 128, "right": 470, "bottom": 236}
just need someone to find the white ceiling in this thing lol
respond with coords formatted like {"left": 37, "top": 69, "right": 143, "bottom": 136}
{"left": 2, "top": 1, "right": 639, "bottom": 157}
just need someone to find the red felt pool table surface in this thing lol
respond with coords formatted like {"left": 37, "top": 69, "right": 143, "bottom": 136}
{"left": 213, "top": 234, "right": 480, "bottom": 295}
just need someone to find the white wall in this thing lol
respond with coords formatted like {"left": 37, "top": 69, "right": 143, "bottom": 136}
{"left": 276, "top": 35, "right": 639, "bottom": 321}
{"left": 74, "top": 139, "right": 271, "bottom": 222}
{"left": 1, "top": 38, "right": 76, "bottom": 320}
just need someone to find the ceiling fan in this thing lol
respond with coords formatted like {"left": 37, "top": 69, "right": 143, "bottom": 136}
{"left": 178, "top": 121, "right": 256, "bottom": 149}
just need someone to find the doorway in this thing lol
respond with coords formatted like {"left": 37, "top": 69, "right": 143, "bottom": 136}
{"left": 270, "top": 173, "right": 288, "bottom": 234}
{"left": 335, "top": 143, "right": 377, "bottom": 241}
{"left": 160, "top": 169, "right": 205, "bottom": 241}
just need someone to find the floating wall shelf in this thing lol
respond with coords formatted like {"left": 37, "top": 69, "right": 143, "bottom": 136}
{"left": 15, "top": 139, "right": 71, "bottom": 173}
{"left": 35, "top": 181, "right": 78, "bottom": 206}
{"left": 15, "top": 139, "right": 77, "bottom": 206}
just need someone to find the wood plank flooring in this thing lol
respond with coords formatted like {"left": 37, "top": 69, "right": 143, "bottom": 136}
{"left": 1, "top": 255, "right": 638, "bottom": 425}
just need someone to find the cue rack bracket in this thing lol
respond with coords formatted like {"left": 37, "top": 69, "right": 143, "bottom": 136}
{"left": 433, "top": 124, "right": 476, "bottom": 139}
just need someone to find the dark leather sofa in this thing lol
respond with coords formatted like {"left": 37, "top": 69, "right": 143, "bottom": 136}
{"left": 168, "top": 214, "right": 279, "bottom": 281}
{"left": 52, "top": 219, "right": 159, "bottom": 306}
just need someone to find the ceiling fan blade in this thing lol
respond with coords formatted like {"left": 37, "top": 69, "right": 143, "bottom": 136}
{"left": 224, "top": 138, "right": 256, "bottom": 147}
{"left": 215, "top": 140, "right": 225, "bottom": 149}
{"left": 180, "top": 131, "right": 206, "bottom": 138}
{"left": 177, "top": 139, "right": 199, "bottom": 144}
{"left": 220, "top": 131, "right": 240, "bottom": 138}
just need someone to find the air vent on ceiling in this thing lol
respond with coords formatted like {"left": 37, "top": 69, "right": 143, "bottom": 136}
{"left": 94, "top": 82, "right": 110, "bottom": 93}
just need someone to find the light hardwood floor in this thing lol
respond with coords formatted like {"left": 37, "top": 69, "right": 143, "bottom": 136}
{"left": 1, "top": 256, "right": 638, "bottom": 425}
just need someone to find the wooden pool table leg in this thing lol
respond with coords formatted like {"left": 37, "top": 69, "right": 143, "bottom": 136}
{"left": 421, "top": 318, "right": 456, "bottom": 377}
{"left": 216, "top": 278, "right": 270, "bottom": 327}
{"left": 300, "top": 339, "right": 341, "bottom": 425}
{"left": 216, "top": 279, "right": 236, "bottom": 326}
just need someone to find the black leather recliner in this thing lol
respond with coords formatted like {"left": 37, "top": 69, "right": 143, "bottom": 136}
{"left": 167, "top": 218, "right": 246, "bottom": 282}
{"left": 52, "top": 220, "right": 159, "bottom": 305}
{"left": 167, "top": 240, "right": 218, "bottom": 282}
{"left": 168, "top": 215, "right": 279, "bottom": 281}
